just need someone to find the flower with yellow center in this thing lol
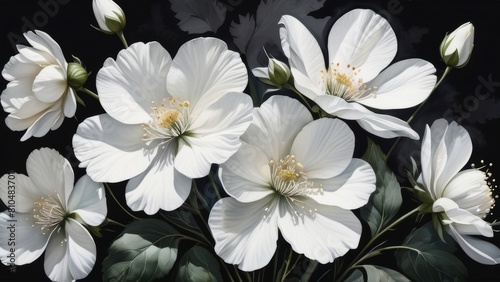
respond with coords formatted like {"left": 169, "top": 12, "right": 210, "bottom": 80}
{"left": 278, "top": 9, "right": 437, "bottom": 140}
{"left": 73, "top": 38, "right": 253, "bottom": 215}
{"left": 415, "top": 119, "right": 500, "bottom": 264}
{"left": 208, "top": 95, "right": 376, "bottom": 271}
{"left": 0, "top": 148, "right": 107, "bottom": 281}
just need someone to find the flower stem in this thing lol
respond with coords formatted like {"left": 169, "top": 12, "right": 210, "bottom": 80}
{"left": 336, "top": 207, "right": 420, "bottom": 282}
{"left": 208, "top": 172, "right": 222, "bottom": 200}
{"left": 106, "top": 218, "right": 127, "bottom": 228}
{"left": 386, "top": 66, "right": 453, "bottom": 158}
{"left": 117, "top": 31, "right": 129, "bottom": 49}
{"left": 104, "top": 183, "right": 140, "bottom": 220}
{"left": 299, "top": 260, "right": 318, "bottom": 282}
{"left": 80, "top": 87, "right": 99, "bottom": 100}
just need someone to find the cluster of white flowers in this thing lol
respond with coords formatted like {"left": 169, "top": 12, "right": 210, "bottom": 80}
{"left": 0, "top": 0, "right": 498, "bottom": 281}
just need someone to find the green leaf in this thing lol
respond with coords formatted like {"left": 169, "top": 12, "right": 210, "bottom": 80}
{"left": 394, "top": 222, "right": 468, "bottom": 282}
{"left": 175, "top": 245, "right": 223, "bottom": 282}
{"left": 102, "top": 219, "right": 180, "bottom": 282}
{"left": 359, "top": 265, "right": 411, "bottom": 282}
{"left": 361, "top": 138, "right": 403, "bottom": 237}
{"left": 162, "top": 209, "right": 203, "bottom": 235}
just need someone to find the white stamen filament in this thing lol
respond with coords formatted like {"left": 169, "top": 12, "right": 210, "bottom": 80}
{"left": 142, "top": 97, "right": 190, "bottom": 142}
{"left": 320, "top": 62, "right": 376, "bottom": 101}
{"left": 269, "top": 155, "right": 323, "bottom": 222}
{"left": 32, "top": 194, "right": 66, "bottom": 235}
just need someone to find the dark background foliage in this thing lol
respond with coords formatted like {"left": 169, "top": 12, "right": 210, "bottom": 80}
{"left": 1, "top": 0, "right": 500, "bottom": 281}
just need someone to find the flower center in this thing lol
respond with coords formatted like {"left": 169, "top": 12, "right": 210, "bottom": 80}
{"left": 32, "top": 194, "right": 66, "bottom": 235}
{"left": 269, "top": 155, "right": 323, "bottom": 221}
{"left": 320, "top": 62, "right": 375, "bottom": 101}
{"left": 470, "top": 161, "right": 497, "bottom": 219}
{"left": 142, "top": 97, "right": 190, "bottom": 142}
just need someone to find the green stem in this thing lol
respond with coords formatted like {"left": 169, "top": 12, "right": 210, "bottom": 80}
{"left": 158, "top": 211, "right": 212, "bottom": 246}
{"left": 299, "top": 260, "right": 317, "bottom": 282}
{"left": 106, "top": 218, "right": 127, "bottom": 228}
{"left": 386, "top": 66, "right": 453, "bottom": 158}
{"left": 279, "top": 250, "right": 294, "bottom": 282}
{"left": 208, "top": 173, "right": 222, "bottom": 200}
{"left": 80, "top": 87, "right": 99, "bottom": 100}
{"left": 104, "top": 183, "right": 140, "bottom": 220}
{"left": 117, "top": 31, "right": 129, "bottom": 49}
{"left": 336, "top": 207, "right": 420, "bottom": 282}
{"left": 286, "top": 83, "right": 315, "bottom": 113}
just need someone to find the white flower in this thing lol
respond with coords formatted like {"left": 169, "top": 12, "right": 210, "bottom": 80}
{"left": 92, "top": 0, "right": 126, "bottom": 34}
{"left": 208, "top": 95, "right": 376, "bottom": 271}
{"left": 417, "top": 119, "right": 500, "bottom": 264}
{"left": 279, "top": 9, "right": 437, "bottom": 140}
{"left": 440, "top": 22, "right": 474, "bottom": 68}
{"left": 0, "top": 148, "right": 107, "bottom": 281}
{"left": 73, "top": 38, "right": 253, "bottom": 215}
{"left": 1, "top": 30, "right": 77, "bottom": 141}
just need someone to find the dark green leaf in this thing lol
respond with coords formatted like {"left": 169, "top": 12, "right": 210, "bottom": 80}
{"left": 394, "top": 222, "right": 468, "bottom": 282}
{"left": 361, "top": 138, "right": 403, "bottom": 237}
{"left": 176, "top": 245, "right": 223, "bottom": 282}
{"left": 102, "top": 219, "right": 180, "bottom": 282}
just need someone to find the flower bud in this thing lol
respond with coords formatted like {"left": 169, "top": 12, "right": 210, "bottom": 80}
{"left": 268, "top": 57, "right": 291, "bottom": 86}
{"left": 440, "top": 22, "right": 474, "bottom": 68}
{"left": 67, "top": 62, "right": 88, "bottom": 90}
{"left": 92, "top": 0, "right": 126, "bottom": 34}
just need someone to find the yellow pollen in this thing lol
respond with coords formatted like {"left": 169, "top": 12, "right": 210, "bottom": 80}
{"left": 279, "top": 169, "right": 299, "bottom": 182}
{"left": 158, "top": 109, "right": 180, "bottom": 128}
{"left": 335, "top": 73, "right": 353, "bottom": 88}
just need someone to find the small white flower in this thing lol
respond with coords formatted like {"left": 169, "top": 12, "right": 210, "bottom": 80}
{"left": 1, "top": 30, "right": 77, "bottom": 141}
{"left": 92, "top": 0, "right": 126, "bottom": 34}
{"left": 0, "top": 148, "right": 107, "bottom": 281}
{"left": 73, "top": 38, "right": 253, "bottom": 215}
{"left": 440, "top": 22, "right": 474, "bottom": 68}
{"left": 279, "top": 10, "right": 437, "bottom": 139}
{"left": 208, "top": 95, "right": 376, "bottom": 271}
{"left": 417, "top": 119, "right": 500, "bottom": 264}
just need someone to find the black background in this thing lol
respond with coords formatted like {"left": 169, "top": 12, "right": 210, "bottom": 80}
{"left": 1, "top": 0, "right": 500, "bottom": 281}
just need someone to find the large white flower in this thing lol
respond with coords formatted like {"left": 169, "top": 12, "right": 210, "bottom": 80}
{"left": 416, "top": 118, "right": 500, "bottom": 264}
{"left": 1, "top": 30, "right": 77, "bottom": 141}
{"left": 0, "top": 148, "right": 107, "bottom": 281}
{"left": 73, "top": 38, "right": 253, "bottom": 215}
{"left": 208, "top": 95, "right": 376, "bottom": 271}
{"left": 278, "top": 9, "right": 437, "bottom": 139}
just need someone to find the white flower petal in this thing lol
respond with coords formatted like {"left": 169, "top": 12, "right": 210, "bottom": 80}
{"left": 17, "top": 46, "right": 57, "bottom": 67}
{"left": 242, "top": 95, "right": 312, "bottom": 161}
{"left": 73, "top": 114, "right": 153, "bottom": 183}
{"left": 219, "top": 142, "right": 274, "bottom": 203}
{"left": 175, "top": 92, "right": 253, "bottom": 178}
{"left": 355, "top": 110, "right": 419, "bottom": 139}
{"left": 26, "top": 148, "right": 73, "bottom": 209}
{"left": 0, "top": 212, "right": 50, "bottom": 266}
{"left": 67, "top": 175, "right": 107, "bottom": 226}
{"left": 278, "top": 198, "right": 361, "bottom": 264}
{"left": 1, "top": 54, "right": 42, "bottom": 81}
{"left": 446, "top": 224, "right": 500, "bottom": 265}
{"left": 21, "top": 104, "right": 65, "bottom": 141}
{"left": 432, "top": 120, "right": 472, "bottom": 197}
{"left": 97, "top": 41, "right": 172, "bottom": 124}
{"left": 24, "top": 30, "right": 67, "bottom": 71}
{"left": 444, "top": 170, "right": 492, "bottom": 217}
{"left": 359, "top": 59, "right": 437, "bottom": 109}
{"left": 433, "top": 197, "right": 492, "bottom": 237}
{"left": 126, "top": 146, "right": 191, "bottom": 214}
{"left": 0, "top": 173, "right": 42, "bottom": 213}
{"left": 32, "top": 64, "right": 67, "bottom": 103}
{"left": 167, "top": 37, "right": 247, "bottom": 116}
{"left": 208, "top": 196, "right": 279, "bottom": 271}
{"left": 328, "top": 9, "right": 397, "bottom": 82}
{"left": 310, "top": 159, "right": 376, "bottom": 209}
{"left": 279, "top": 15, "right": 326, "bottom": 99}
{"left": 44, "top": 219, "right": 96, "bottom": 281}
{"left": 63, "top": 87, "right": 77, "bottom": 118}
{"left": 291, "top": 118, "right": 354, "bottom": 179}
